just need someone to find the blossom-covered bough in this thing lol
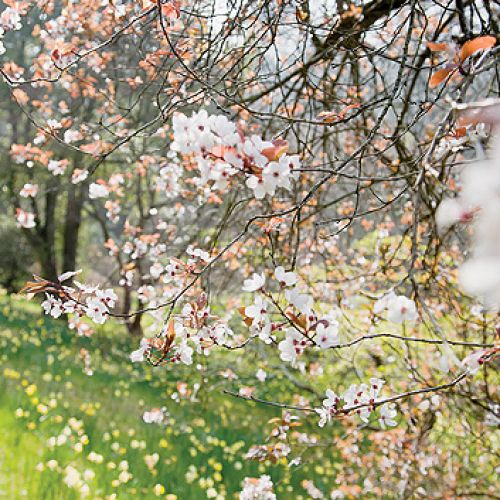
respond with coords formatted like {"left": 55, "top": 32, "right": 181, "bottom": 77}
{"left": 2, "top": 0, "right": 499, "bottom": 496}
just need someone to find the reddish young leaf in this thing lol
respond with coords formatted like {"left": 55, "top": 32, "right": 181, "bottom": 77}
{"left": 429, "top": 67, "right": 453, "bottom": 88}
{"left": 449, "top": 126, "right": 467, "bottom": 139}
{"left": 261, "top": 139, "right": 288, "bottom": 161}
{"left": 238, "top": 307, "right": 253, "bottom": 327}
{"left": 285, "top": 311, "right": 306, "bottom": 329}
{"left": 427, "top": 41, "right": 448, "bottom": 52}
{"left": 19, "top": 276, "right": 59, "bottom": 297}
{"left": 459, "top": 36, "right": 496, "bottom": 62}
{"left": 317, "top": 111, "right": 339, "bottom": 123}
{"left": 166, "top": 319, "right": 176, "bottom": 345}
{"left": 51, "top": 48, "right": 60, "bottom": 62}
{"left": 162, "top": 1, "right": 180, "bottom": 20}
{"left": 317, "top": 103, "right": 360, "bottom": 123}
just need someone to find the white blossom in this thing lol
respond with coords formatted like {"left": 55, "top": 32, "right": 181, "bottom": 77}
{"left": 315, "top": 320, "right": 340, "bottom": 349}
{"left": 48, "top": 159, "right": 67, "bottom": 176}
{"left": 64, "top": 129, "right": 82, "bottom": 143}
{"left": 177, "top": 341, "right": 193, "bottom": 365}
{"left": 462, "top": 349, "right": 488, "bottom": 375}
{"left": 89, "top": 183, "right": 109, "bottom": 199}
{"left": 245, "top": 296, "right": 269, "bottom": 326}
{"left": 242, "top": 272, "right": 265, "bottom": 292}
{"left": 41, "top": 294, "right": 64, "bottom": 319}
{"left": 143, "top": 408, "right": 166, "bottom": 424}
{"left": 378, "top": 403, "right": 398, "bottom": 429}
{"left": 96, "top": 288, "right": 118, "bottom": 308}
{"left": 436, "top": 198, "right": 475, "bottom": 231}
{"left": 285, "top": 288, "right": 313, "bottom": 314}
{"left": 239, "top": 475, "right": 276, "bottom": 500}
{"left": 72, "top": 169, "right": 89, "bottom": 184}
{"left": 85, "top": 297, "right": 109, "bottom": 324}
{"left": 20, "top": 183, "right": 38, "bottom": 198}
{"left": 246, "top": 174, "right": 276, "bottom": 199}
{"left": 274, "top": 266, "right": 297, "bottom": 287}
{"left": 278, "top": 328, "right": 309, "bottom": 363}
{"left": 386, "top": 295, "right": 418, "bottom": 323}
{"left": 442, "top": 137, "right": 500, "bottom": 310}
{"left": 263, "top": 156, "right": 292, "bottom": 190}
{"left": 130, "top": 338, "right": 150, "bottom": 363}
{"left": 16, "top": 209, "right": 36, "bottom": 228}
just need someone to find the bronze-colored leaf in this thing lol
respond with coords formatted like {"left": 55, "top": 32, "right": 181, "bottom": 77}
{"left": 429, "top": 67, "right": 453, "bottom": 88}
{"left": 427, "top": 41, "right": 449, "bottom": 52}
{"left": 459, "top": 36, "right": 496, "bottom": 62}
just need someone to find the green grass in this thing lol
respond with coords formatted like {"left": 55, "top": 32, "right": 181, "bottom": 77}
{"left": 0, "top": 405, "right": 44, "bottom": 498}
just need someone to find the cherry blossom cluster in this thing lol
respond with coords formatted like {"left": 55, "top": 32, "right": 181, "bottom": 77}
{"left": 434, "top": 123, "right": 488, "bottom": 160}
{"left": 245, "top": 412, "right": 299, "bottom": 463}
{"left": 438, "top": 136, "right": 500, "bottom": 309}
{"left": 89, "top": 174, "right": 124, "bottom": 201}
{"left": 316, "top": 378, "right": 398, "bottom": 428}
{"left": 0, "top": 5, "right": 23, "bottom": 55}
{"left": 16, "top": 208, "right": 36, "bottom": 229}
{"left": 112, "top": 238, "right": 210, "bottom": 292}
{"left": 171, "top": 109, "right": 300, "bottom": 199}
{"left": 245, "top": 442, "right": 291, "bottom": 463}
{"left": 239, "top": 475, "right": 276, "bottom": 500}
{"left": 130, "top": 293, "right": 233, "bottom": 367}
{"left": 164, "top": 246, "right": 211, "bottom": 285}
{"left": 120, "top": 231, "right": 163, "bottom": 262}
{"left": 117, "top": 243, "right": 212, "bottom": 304}
{"left": 180, "top": 300, "right": 233, "bottom": 351}
{"left": 154, "top": 157, "right": 182, "bottom": 198}
{"left": 142, "top": 408, "right": 168, "bottom": 425}
{"left": 243, "top": 266, "right": 340, "bottom": 364}
{"left": 103, "top": 230, "right": 198, "bottom": 300}
{"left": 130, "top": 335, "right": 193, "bottom": 366}
{"left": 28, "top": 271, "right": 117, "bottom": 335}
{"left": 15, "top": 156, "right": 116, "bottom": 231}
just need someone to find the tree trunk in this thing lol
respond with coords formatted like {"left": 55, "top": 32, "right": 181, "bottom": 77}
{"left": 37, "top": 182, "right": 59, "bottom": 281}
{"left": 126, "top": 313, "right": 144, "bottom": 337}
{"left": 122, "top": 284, "right": 143, "bottom": 336}
{"left": 62, "top": 184, "right": 84, "bottom": 274}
